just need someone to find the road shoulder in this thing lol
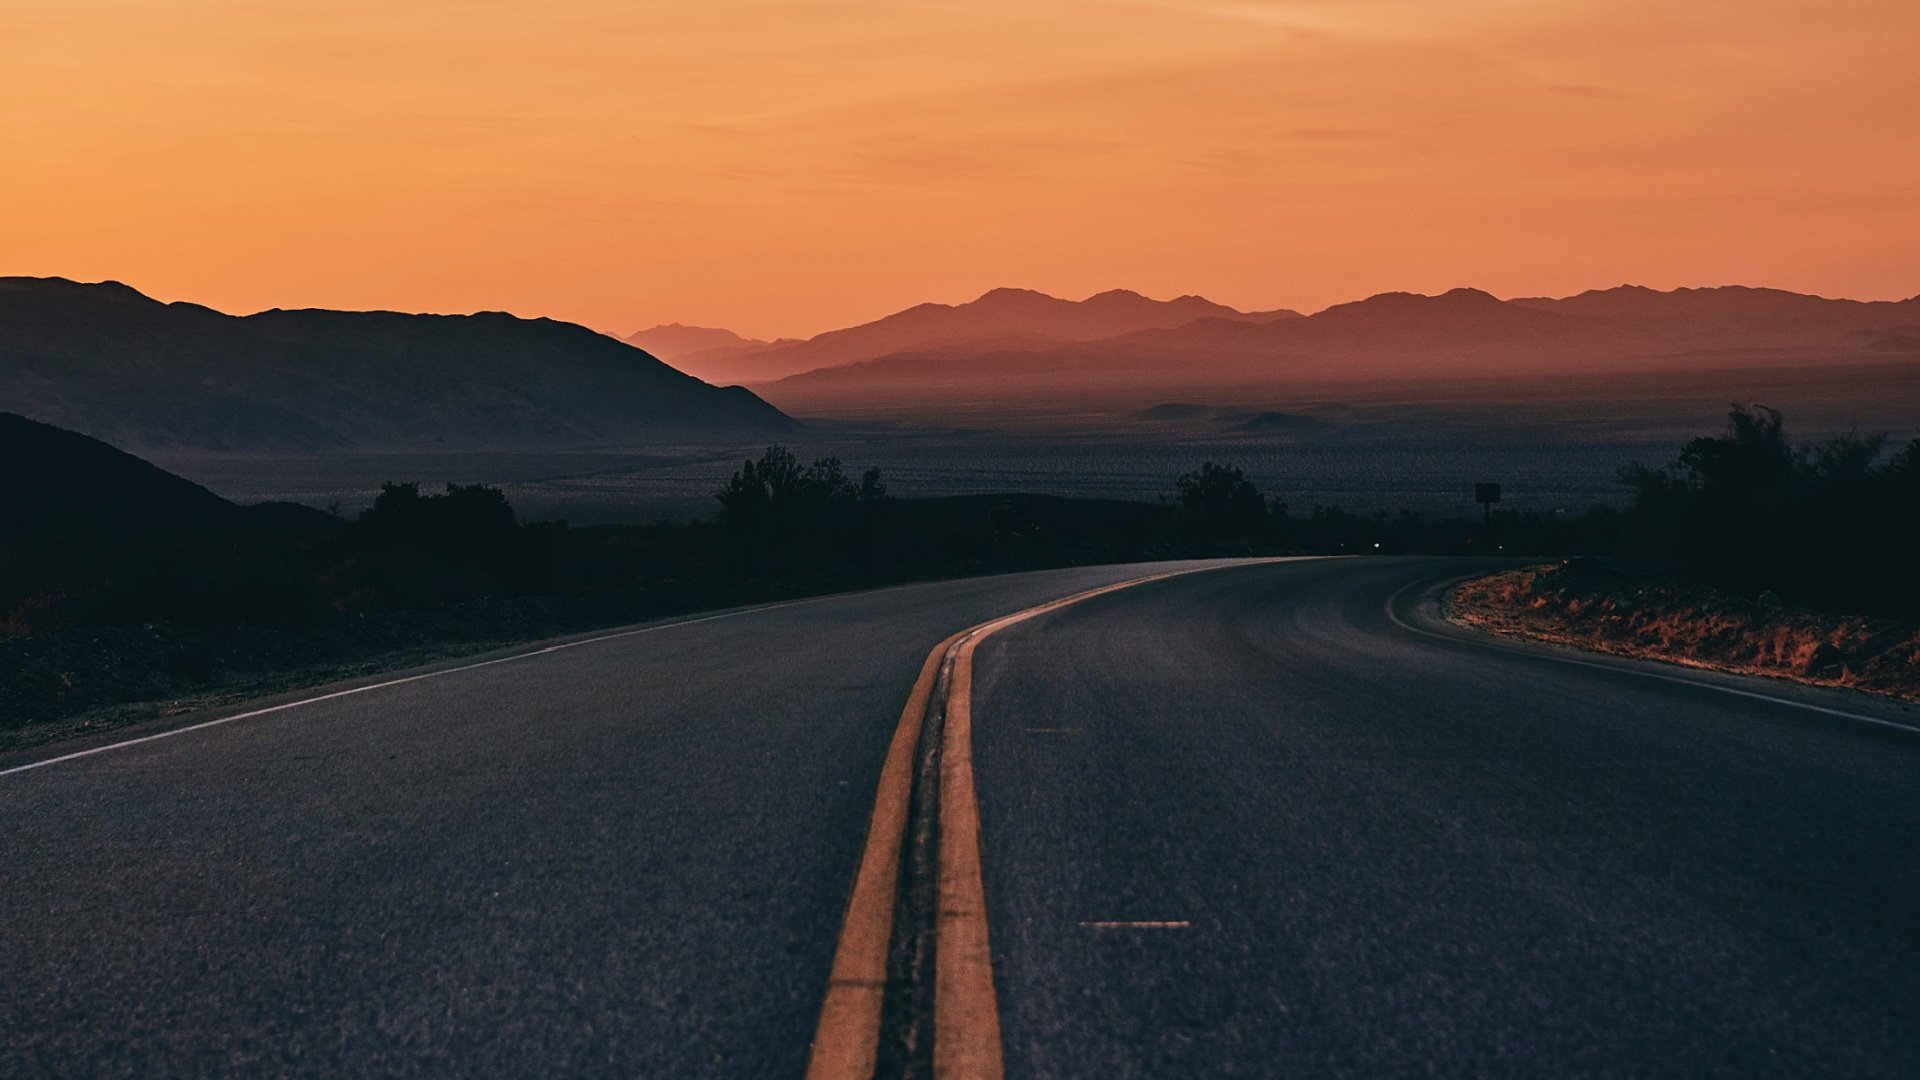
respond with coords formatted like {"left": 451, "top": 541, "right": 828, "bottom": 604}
{"left": 1447, "top": 565, "right": 1920, "bottom": 707}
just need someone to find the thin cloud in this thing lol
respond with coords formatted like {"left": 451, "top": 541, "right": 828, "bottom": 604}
{"left": 1549, "top": 83, "right": 1639, "bottom": 101}
{"left": 1289, "top": 127, "right": 1383, "bottom": 141}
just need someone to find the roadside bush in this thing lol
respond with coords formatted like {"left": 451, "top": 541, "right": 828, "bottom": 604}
{"left": 1619, "top": 405, "right": 1920, "bottom": 614}
{"left": 1173, "top": 462, "right": 1271, "bottom": 548}
{"left": 324, "top": 482, "right": 552, "bottom": 609}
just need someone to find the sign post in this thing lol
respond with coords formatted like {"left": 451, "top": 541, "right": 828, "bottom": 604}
{"left": 1475, "top": 482, "right": 1502, "bottom": 529}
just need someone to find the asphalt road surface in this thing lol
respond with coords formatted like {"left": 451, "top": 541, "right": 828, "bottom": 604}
{"left": 4, "top": 557, "right": 1918, "bottom": 1077}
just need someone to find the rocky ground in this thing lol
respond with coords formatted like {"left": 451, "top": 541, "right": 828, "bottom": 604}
{"left": 1449, "top": 562, "right": 1920, "bottom": 704}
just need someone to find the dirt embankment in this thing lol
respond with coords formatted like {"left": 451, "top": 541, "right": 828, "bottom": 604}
{"left": 1448, "top": 564, "right": 1920, "bottom": 704}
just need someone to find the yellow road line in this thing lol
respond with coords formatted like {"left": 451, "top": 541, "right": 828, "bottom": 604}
{"left": 933, "top": 622, "right": 1002, "bottom": 1080}
{"left": 809, "top": 560, "right": 1300, "bottom": 1079}
{"left": 807, "top": 628, "right": 966, "bottom": 1080}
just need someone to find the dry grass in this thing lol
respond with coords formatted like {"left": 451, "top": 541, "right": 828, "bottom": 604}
{"left": 1449, "top": 566, "right": 1920, "bottom": 703}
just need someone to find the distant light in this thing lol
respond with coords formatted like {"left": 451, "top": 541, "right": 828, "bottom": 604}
{"left": 1373, "top": 542, "right": 1381, "bottom": 549}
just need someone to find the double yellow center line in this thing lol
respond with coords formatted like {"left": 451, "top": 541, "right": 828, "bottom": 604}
{"left": 807, "top": 561, "right": 1290, "bottom": 1078}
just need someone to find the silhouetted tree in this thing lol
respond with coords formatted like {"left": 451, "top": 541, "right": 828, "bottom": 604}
{"left": 1174, "top": 462, "right": 1268, "bottom": 542}
{"left": 1620, "top": 405, "right": 1797, "bottom": 586}
{"left": 1620, "top": 405, "right": 1920, "bottom": 612}
{"left": 716, "top": 447, "right": 888, "bottom": 532}
{"left": 333, "top": 481, "right": 544, "bottom": 606}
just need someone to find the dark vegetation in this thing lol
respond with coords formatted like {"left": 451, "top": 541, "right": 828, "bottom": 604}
{"left": 5, "top": 405, "right": 1916, "bottom": 735}
{"left": 1615, "top": 405, "right": 1920, "bottom": 615}
{"left": 1453, "top": 407, "right": 1920, "bottom": 702}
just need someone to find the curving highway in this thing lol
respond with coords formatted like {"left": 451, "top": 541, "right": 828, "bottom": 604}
{"left": 3, "top": 557, "right": 1918, "bottom": 1077}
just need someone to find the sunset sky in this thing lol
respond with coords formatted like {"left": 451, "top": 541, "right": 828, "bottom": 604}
{"left": 3, "top": 0, "right": 1917, "bottom": 339}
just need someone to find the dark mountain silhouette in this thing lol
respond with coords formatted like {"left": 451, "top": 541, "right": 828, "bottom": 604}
{"left": 0, "top": 278, "right": 795, "bottom": 453}
{"left": 757, "top": 284, "right": 1920, "bottom": 408}
{"left": 0, "top": 413, "right": 340, "bottom": 636}
{"left": 666, "top": 287, "right": 1302, "bottom": 384}
{"left": 623, "top": 323, "right": 773, "bottom": 365}
{"left": 0, "top": 412, "right": 246, "bottom": 541}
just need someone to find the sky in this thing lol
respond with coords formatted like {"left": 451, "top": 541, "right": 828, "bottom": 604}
{"left": 3, "top": 0, "right": 1917, "bottom": 339}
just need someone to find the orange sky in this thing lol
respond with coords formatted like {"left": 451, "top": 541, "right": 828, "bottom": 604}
{"left": 4, "top": 0, "right": 1917, "bottom": 339}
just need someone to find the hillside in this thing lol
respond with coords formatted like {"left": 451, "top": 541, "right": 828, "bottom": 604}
{"left": 0, "top": 413, "right": 343, "bottom": 639}
{"left": 663, "top": 287, "right": 1301, "bottom": 384}
{"left": 0, "top": 412, "right": 246, "bottom": 541}
{"left": 0, "top": 278, "right": 796, "bottom": 453}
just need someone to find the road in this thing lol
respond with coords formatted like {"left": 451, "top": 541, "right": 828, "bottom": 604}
{"left": 4, "top": 557, "right": 1918, "bottom": 1076}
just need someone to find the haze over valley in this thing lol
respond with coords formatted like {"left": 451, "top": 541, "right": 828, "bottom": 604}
{"left": 10, "top": 275, "right": 1907, "bottom": 523}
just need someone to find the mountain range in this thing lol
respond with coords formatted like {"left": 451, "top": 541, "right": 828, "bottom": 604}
{"left": 10, "top": 277, "right": 1916, "bottom": 455}
{"left": 0, "top": 278, "right": 794, "bottom": 453}
{"left": 736, "top": 285, "right": 1920, "bottom": 409}
{"left": 641, "top": 287, "right": 1301, "bottom": 385}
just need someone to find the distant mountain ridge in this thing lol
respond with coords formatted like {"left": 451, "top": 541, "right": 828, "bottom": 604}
{"left": 623, "top": 323, "right": 776, "bottom": 365}
{"left": 660, "top": 287, "right": 1302, "bottom": 384}
{"left": 1508, "top": 284, "right": 1920, "bottom": 341}
{"left": 754, "top": 283, "right": 1920, "bottom": 407}
{"left": 0, "top": 278, "right": 795, "bottom": 453}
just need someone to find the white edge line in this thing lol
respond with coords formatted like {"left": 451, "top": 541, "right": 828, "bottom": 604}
{"left": 0, "top": 591, "right": 867, "bottom": 779}
{"left": 1079, "top": 920, "right": 1192, "bottom": 929}
{"left": 1383, "top": 576, "right": 1920, "bottom": 736}
{"left": 1, "top": 559, "right": 1287, "bottom": 780}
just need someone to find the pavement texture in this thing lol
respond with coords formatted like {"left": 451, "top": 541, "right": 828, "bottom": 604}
{"left": 4, "top": 557, "right": 1918, "bottom": 1077}
{"left": 971, "top": 558, "right": 1920, "bottom": 1078}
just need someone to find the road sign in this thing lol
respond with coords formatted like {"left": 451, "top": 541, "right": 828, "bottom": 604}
{"left": 1475, "top": 482, "right": 1501, "bottom": 529}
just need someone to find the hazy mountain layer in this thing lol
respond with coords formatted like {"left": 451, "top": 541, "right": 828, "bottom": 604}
{"left": 623, "top": 323, "right": 774, "bottom": 365}
{"left": 757, "top": 285, "right": 1920, "bottom": 408}
{"left": 663, "top": 287, "right": 1302, "bottom": 384}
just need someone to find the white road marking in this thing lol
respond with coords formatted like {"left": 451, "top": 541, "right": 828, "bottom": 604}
{"left": 1080, "top": 921, "right": 1192, "bottom": 929}
{"left": 2, "top": 562, "right": 1264, "bottom": 781}
{"left": 0, "top": 589, "right": 895, "bottom": 780}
